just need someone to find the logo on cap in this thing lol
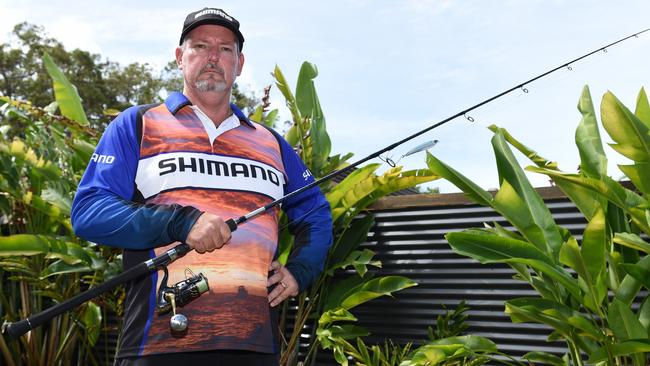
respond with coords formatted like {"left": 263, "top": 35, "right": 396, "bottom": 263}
{"left": 194, "top": 8, "right": 233, "bottom": 22}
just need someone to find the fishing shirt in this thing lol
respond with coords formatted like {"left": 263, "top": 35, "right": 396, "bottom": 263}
{"left": 70, "top": 92, "right": 332, "bottom": 357}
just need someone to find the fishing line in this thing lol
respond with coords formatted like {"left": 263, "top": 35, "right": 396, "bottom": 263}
{"left": 3, "top": 27, "right": 649, "bottom": 341}
{"left": 226, "top": 27, "right": 650, "bottom": 232}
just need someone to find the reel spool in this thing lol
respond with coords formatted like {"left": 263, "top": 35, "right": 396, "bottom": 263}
{"left": 157, "top": 267, "right": 209, "bottom": 333}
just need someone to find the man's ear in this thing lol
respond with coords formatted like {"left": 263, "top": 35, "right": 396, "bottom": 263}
{"left": 175, "top": 47, "right": 183, "bottom": 70}
{"left": 236, "top": 52, "right": 245, "bottom": 76}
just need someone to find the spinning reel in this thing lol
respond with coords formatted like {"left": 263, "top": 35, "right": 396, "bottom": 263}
{"left": 157, "top": 267, "right": 209, "bottom": 333}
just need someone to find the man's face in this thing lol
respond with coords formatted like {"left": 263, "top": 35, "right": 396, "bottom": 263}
{"left": 176, "top": 25, "right": 244, "bottom": 95}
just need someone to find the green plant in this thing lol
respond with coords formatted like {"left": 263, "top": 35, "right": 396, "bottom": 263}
{"left": 427, "top": 300, "right": 469, "bottom": 341}
{"left": 0, "top": 53, "right": 121, "bottom": 366}
{"left": 316, "top": 302, "right": 520, "bottom": 366}
{"left": 427, "top": 85, "right": 650, "bottom": 365}
{"left": 270, "top": 62, "right": 439, "bottom": 366}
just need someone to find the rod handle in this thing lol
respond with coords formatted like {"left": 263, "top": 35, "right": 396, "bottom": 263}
{"left": 3, "top": 319, "right": 31, "bottom": 340}
{"left": 225, "top": 218, "right": 238, "bottom": 232}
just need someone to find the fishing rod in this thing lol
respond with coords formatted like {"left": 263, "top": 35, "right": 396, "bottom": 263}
{"left": 3, "top": 27, "right": 648, "bottom": 341}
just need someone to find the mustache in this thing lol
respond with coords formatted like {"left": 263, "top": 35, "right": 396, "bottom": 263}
{"left": 200, "top": 63, "right": 224, "bottom": 75}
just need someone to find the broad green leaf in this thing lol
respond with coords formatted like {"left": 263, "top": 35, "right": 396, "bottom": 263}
{"left": 71, "top": 139, "right": 96, "bottom": 163}
{"left": 326, "top": 164, "right": 380, "bottom": 208}
{"left": 340, "top": 276, "right": 417, "bottom": 310}
{"left": 295, "top": 62, "right": 331, "bottom": 175}
{"left": 329, "top": 249, "right": 380, "bottom": 278}
{"left": 560, "top": 209, "right": 607, "bottom": 313}
{"left": 0, "top": 234, "right": 50, "bottom": 256}
{"left": 82, "top": 302, "right": 102, "bottom": 346}
{"left": 490, "top": 221, "right": 526, "bottom": 241}
{"left": 276, "top": 214, "right": 293, "bottom": 265}
{"left": 400, "top": 346, "right": 445, "bottom": 366}
{"left": 318, "top": 308, "right": 357, "bottom": 327}
{"left": 635, "top": 87, "right": 650, "bottom": 125}
{"left": 638, "top": 297, "right": 650, "bottom": 333}
{"left": 608, "top": 298, "right": 647, "bottom": 341}
{"left": 507, "top": 258, "right": 580, "bottom": 301}
{"left": 295, "top": 62, "right": 321, "bottom": 123}
{"left": 42, "top": 187, "right": 72, "bottom": 213}
{"left": 45, "top": 241, "right": 94, "bottom": 265}
{"left": 559, "top": 239, "right": 605, "bottom": 313}
{"left": 588, "top": 340, "right": 650, "bottom": 363}
{"left": 333, "top": 345, "right": 348, "bottom": 366}
{"left": 602, "top": 91, "right": 650, "bottom": 163}
{"left": 322, "top": 274, "right": 368, "bottom": 311}
{"left": 619, "top": 263, "right": 650, "bottom": 290}
{"left": 528, "top": 168, "right": 650, "bottom": 235}
{"left": 523, "top": 351, "right": 565, "bottom": 366}
{"left": 29, "top": 157, "right": 62, "bottom": 181}
{"left": 357, "top": 338, "right": 371, "bottom": 363}
{"left": 41, "top": 260, "right": 93, "bottom": 278}
{"left": 25, "top": 193, "right": 63, "bottom": 222}
{"left": 567, "top": 315, "right": 604, "bottom": 340}
{"left": 505, "top": 298, "right": 574, "bottom": 337}
{"left": 580, "top": 208, "right": 606, "bottom": 282}
{"left": 619, "top": 162, "right": 650, "bottom": 194}
{"left": 616, "top": 255, "right": 650, "bottom": 305}
{"left": 272, "top": 65, "right": 302, "bottom": 145}
{"left": 426, "top": 152, "right": 493, "bottom": 206}
{"left": 493, "top": 179, "right": 548, "bottom": 253}
{"left": 491, "top": 130, "right": 563, "bottom": 256}
{"left": 42, "top": 52, "right": 89, "bottom": 125}
{"left": 330, "top": 176, "right": 379, "bottom": 222}
{"left": 428, "top": 335, "right": 497, "bottom": 352}
{"left": 326, "top": 324, "right": 369, "bottom": 340}
{"left": 348, "top": 167, "right": 438, "bottom": 216}
{"left": 448, "top": 230, "right": 580, "bottom": 299}
{"left": 249, "top": 105, "right": 264, "bottom": 123}
{"left": 575, "top": 85, "right": 607, "bottom": 178}
{"left": 487, "top": 124, "right": 558, "bottom": 169}
{"left": 446, "top": 230, "right": 552, "bottom": 265}
{"left": 373, "top": 167, "right": 438, "bottom": 196}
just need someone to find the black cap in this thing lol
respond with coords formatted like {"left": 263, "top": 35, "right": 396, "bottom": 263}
{"left": 179, "top": 8, "right": 244, "bottom": 50}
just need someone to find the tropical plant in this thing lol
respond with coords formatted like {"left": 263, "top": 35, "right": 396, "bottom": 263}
{"left": 316, "top": 300, "right": 525, "bottom": 366}
{"left": 0, "top": 53, "right": 122, "bottom": 366}
{"left": 427, "top": 85, "right": 650, "bottom": 365}
{"left": 268, "top": 62, "right": 440, "bottom": 366}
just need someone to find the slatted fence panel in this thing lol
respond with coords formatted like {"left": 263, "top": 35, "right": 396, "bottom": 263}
{"left": 310, "top": 187, "right": 584, "bottom": 364}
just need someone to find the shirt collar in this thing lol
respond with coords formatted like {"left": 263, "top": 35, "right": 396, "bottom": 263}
{"left": 164, "top": 91, "right": 255, "bottom": 128}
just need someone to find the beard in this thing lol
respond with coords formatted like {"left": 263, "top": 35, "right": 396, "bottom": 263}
{"left": 195, "top": 78, "right": 227, "bottom": 92}
{"left": 192, "top": 63, "right": 229, "bottom": 92}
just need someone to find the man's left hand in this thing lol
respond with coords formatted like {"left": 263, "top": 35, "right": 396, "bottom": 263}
{"left": 267, "top": 261, "right": 299, "bottom": 307}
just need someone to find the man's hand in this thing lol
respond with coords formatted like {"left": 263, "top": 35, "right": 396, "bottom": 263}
{"left": 186, "top": 213, "right": 232, "bottom": 253}
{"left": 267, "top": 261, "right": 299, "bottom": 307}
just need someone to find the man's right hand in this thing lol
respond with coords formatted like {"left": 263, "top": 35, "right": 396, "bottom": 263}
{"left": 185, "top": 213, "right": 232, "bottom": 253}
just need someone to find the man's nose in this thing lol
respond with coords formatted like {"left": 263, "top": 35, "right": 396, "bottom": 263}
{"left": 207, "top": 48, "right": 220, "bottom": 62}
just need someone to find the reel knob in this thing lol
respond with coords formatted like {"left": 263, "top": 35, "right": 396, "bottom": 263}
{"left": 170, "top": 313, "right": 188, "bottom": 332}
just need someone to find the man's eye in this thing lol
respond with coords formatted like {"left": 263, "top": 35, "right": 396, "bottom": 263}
{"left": 195, "top": 44, "right": 207, "bottom": 49}
{"left": 220, "top": 46, "right": 233, "bottom": 52}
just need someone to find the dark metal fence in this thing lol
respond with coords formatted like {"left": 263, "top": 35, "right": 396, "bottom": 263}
{"left": 311, "top": 187, "right": 583, "bottom": 364}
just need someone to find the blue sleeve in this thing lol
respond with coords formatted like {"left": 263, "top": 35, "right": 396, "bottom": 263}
{"left": 274, "top": 133, "right": 333, "bottom": 291}
{"left": 70, "top": 106, "right": 202, "bottom": 249}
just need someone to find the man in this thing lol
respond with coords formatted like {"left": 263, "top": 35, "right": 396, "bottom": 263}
{"left": 71, "top": 7, "right": 332, "bottom": 366}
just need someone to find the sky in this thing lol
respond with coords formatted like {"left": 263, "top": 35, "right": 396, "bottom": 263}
{"left": 1, "top": 0, "right": 649, "bottom": 193}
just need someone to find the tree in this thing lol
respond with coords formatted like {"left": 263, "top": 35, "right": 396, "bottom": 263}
{"left": 0, "top": 22, "right": 260, "bottom": 128}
